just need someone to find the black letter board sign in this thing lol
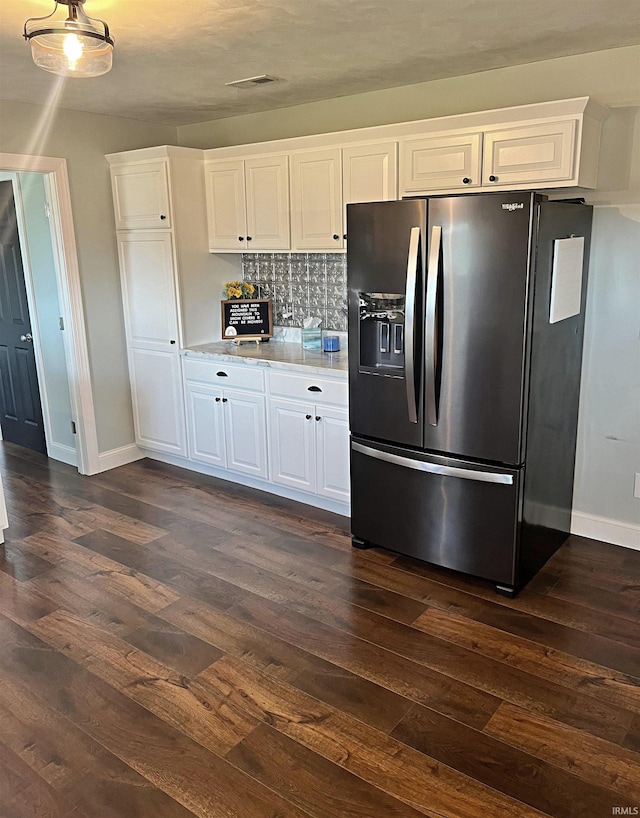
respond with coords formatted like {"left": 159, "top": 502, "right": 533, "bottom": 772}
{"left": 221, "top": 299, "right": 273, "bottom": 341}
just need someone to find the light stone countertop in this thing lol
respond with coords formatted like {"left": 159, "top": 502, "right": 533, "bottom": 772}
{"left": 182, "top": 340, "right": 349, "bottom": 377}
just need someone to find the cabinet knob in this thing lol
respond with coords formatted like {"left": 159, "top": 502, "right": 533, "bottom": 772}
{"left": 160, "top": 214, "right": 167, "bottom": 220}
{"left": 238, "top": 236, "right": 245, "bottom": 242}
{"left": 343, "top": 234, "right": 347, "bottom": 240}
{"left": 488, "top": 175, "right": 497, "bottom": 182}
{"left": 215, "top": 397, "right": 221, "bottom": 402}
{"left": 462, "top": 177, "right": 471, "bottom": 184}
{"left": 170, "top": 339, "right": 176, "bottom": 345}
{"left": 332, "top": 234, "right": 339, "bottom": 240}
{"left": 315, "top": 416, "right": 321, "bottom": 421}
{"left": 305, "top": 414, "right": 312, "bottom": 420}
{"left": 222, "top": 397, "right": 228, "bottom": 403}
{"left": 246, "top": 236, "right": 252, "bottom": 242}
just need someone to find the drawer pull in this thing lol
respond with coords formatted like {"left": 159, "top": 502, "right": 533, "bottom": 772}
{"left": 217, "top": 371, "right": 228, "bottom": 377}
{"left": 308, "top": 385, "right": 322, "bottom": 392}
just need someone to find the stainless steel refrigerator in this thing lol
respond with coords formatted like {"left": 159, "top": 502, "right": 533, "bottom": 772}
{"left": 347, "top": 192, "right": 592, "bottom": 596}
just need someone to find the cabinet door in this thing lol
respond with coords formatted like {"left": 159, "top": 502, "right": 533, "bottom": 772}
{"left": 224, "top": 389, "right": 268, "bottom": 479}
{"left": 269, "top": 398, "right": 316, "bottom": 492}
{"left": 245, "top": 155, "right": 290, "bottom": 251}
{"left": 205, "top": 160, "right": 247, "bottom": 251}
{"left": 184, "top": 382, "right": 226, "bottom": 467}
{"left": 117, "top": 232, "right": 180, "bottom": 351}
{"left": 400, "top": 133, "right": 482, "bottom": 193}
{"left": 128, "top": 347, "right": 186, "bottom": 455}
{"left": 315, "top": 406, "right": 350, "bottom": 502}
{"left": 291, "top": 149, "right": 343, "bottom": 251}
{"left": 343, "top": 142, "right": 398, "bottom": 207}
{"left": 482, "top": 120, "right": 577, "bottom": 187}
{"left": 111, "top": 161, "right": 171, "bottom": 230}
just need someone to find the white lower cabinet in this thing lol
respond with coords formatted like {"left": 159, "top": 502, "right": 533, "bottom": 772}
{"left": 182, "top": 356, "right": 350, "bottom": 511}
{"left": 129, "top": 347, "right": 186, "bottom": 456}
{"left": 184, "top": 378, "right": 268, "bottom": 480}
{"left": 315, "top": 405, "right": 351, "bottom": 502}
{"left": 270, "top": 398, "right": 316, "bottom": 492}
{"left": 269, "top": 397, "right": 350, "bottom": 503}
{"left": 268, "top": 368, "right": 350, "bottom": 503}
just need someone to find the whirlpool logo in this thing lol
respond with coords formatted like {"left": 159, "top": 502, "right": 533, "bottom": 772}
{"left": 502, "top": 203, "right": 524, "bottom": 211}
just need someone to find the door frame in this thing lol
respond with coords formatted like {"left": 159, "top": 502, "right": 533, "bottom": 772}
{"left": 0, "top": 152, "right": 99, "bottom": 474}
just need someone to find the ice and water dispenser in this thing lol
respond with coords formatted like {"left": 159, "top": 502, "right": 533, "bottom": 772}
{"left": 358, "top": 293, "right": 405, "bottom": 374}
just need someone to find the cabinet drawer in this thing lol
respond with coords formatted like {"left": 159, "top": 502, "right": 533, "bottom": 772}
{"left": 269, "top": 370, "right": 348, "bottom": 405}
{"left": 183, "top": 358, "right": 265, "bottom": 391}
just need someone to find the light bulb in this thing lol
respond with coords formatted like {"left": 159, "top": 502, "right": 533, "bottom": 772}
{"left": 63, "top": 33, "right": 84, "bottom": 70}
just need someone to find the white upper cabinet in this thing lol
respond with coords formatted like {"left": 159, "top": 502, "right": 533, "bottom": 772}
{"left": 342, "top": 142, "right": 397, "bottom": 239}
{"left": 400, "top": 132, "right": 482, "bottom": 194}
{"left": 343, "top": 142, "right": 398, "bottom": 206}
{"left": 291, "top": 149, "right": 344, "bottom": 251}
{"left": 205, "top": 160, "right": 248, "bottom": 251}
{"left": 206, "top": 155, "right": 290, "bottom": 252}
{"left": 482, "top": 120, "right": 577, "bottom": 187}
{"left": 245, "top": 155, "right": 291, "bottom": 250}
{"left": 203, "top": 98, "right": 606, "bottom": 245}
{"left": 111, "top": 160, "right": 172, "bottom": 230}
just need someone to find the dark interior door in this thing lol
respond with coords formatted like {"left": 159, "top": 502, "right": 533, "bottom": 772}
{"left": 0, "top": 180, "right": 46, "bottom": 454}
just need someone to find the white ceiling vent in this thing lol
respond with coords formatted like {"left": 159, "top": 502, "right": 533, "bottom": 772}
{"left": 225, "top": 75, "right": 279, "bottom": 90}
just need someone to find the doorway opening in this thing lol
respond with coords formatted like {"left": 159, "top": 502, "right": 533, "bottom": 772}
{"left": 0, "top": 152, "right": 99, "bottom": 475}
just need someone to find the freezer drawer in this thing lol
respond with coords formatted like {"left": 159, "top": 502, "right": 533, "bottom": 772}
{"left": 350, "top": 439, "right": 521, "bottom": 586}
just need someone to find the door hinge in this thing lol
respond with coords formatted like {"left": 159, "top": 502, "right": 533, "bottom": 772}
{"left": 59, "top": 317, "right": 64, "bottom": 331}
{"left": 71, "top": 420, "right": 77, "bottom": 435}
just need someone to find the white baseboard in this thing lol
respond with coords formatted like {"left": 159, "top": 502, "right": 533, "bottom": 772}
{"left": 571, "top": 511, "right": 640, "bottom": 551}
{"left": 46, "top": 442, "right": 77, "bottom": 467}
{"left": 90, "top": 443, "right": 145, "bottom": 475}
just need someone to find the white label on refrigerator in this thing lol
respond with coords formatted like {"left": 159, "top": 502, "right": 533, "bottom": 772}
{"left": 549, "top": 236, "right": 584, "bottom": 323}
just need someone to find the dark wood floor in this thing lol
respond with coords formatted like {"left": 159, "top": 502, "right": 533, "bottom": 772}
{"left": 0, "top": 441, "right": 638, "bottom": 818}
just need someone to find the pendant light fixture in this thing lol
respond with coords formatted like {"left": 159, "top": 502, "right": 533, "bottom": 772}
{"left": 24, "top": 0, "right": 114, "bottom": 78}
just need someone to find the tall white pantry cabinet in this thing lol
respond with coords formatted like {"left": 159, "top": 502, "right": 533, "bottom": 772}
{"left": 106, "top": 146, "right": 218, "bottom": 457}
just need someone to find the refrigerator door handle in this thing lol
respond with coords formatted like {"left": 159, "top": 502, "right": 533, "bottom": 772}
{"left": 404, "top": 226, "right": 421, "bottom": 423}
{"left": 425, "top": 225, "right": 442, "bottom": 427}
{"left": 352, "top": 441, "right": 514, "bottom": 485}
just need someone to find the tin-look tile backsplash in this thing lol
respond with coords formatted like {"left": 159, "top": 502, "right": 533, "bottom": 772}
{"left": 242, "top": 253, "right": 347, "bottom": 332}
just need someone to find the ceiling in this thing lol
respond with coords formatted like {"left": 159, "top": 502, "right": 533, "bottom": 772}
{"left": 1, "top": 0, "right": 640, "bottom": 127}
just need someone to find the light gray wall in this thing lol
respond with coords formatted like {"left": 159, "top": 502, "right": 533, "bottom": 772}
{"left": 178, "top": 46, "right": 640, "bottom": 530}
{"left": 0, "top": 100, "right": 177, "bottom": 453}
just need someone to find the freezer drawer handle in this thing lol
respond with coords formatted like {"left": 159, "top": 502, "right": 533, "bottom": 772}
{"left": 351, "top": 441, "right": 514, "bottom": 485}
{"left": 404, "top": 226, "right": 421, "bottom": 424}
